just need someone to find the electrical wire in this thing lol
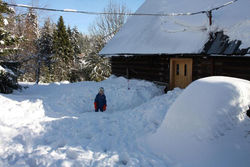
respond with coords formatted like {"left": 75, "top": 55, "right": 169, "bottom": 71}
{"left": 5, "top": 0, "right": 238, "bottom": 17}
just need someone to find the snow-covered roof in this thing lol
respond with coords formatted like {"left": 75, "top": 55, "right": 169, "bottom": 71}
{"left": 100, "top": 0, "right": 250, "bottom": 56}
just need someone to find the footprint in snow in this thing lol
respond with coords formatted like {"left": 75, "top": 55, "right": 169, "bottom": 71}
{"left": 118, "top": 152, "right": 129, "bottom": 165}
{"left": 102, "top": 116, "right": 109, "bottom": 120}
{"left": 66, "top": 149, "right": 79, "bottom": 159}
{"left": 85, "top": 133, "right": 93, "bottom": 139}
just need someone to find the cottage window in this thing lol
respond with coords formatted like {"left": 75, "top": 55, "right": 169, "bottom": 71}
{"left": 176, "top": 64, "right": 179, "bottom": 75}
{"left": 184, "top": 64, "right": 187, "bottom": 76}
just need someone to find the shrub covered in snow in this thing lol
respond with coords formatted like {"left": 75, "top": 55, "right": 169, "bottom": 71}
{"left": 0, "top": 62, "right": 20, "bottom": 94}
{"left": 81, "top": 54, "right": 111, "bottom": 82}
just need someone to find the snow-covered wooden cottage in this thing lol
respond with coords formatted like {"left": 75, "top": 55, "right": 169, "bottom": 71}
{"left": 100, "top": 0, "right": 250, "bottom": 89}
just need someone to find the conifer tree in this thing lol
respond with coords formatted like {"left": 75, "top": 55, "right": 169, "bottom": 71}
{"left": 37, "top": 18, "right": 54, "bottom": 83}
{"left": 0, "top": 0, "right": 20, "bottom": 93}
{"left": 0, "top": 0, "right": 19, "bottom": 57}
{"left": 52, "top": 16, "right": 73, "bottom": 81}
{"left": 70, "top": 27, "right": 81, "bottom": 57}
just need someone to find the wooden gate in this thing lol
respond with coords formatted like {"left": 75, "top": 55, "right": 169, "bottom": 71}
{"left": 170, "top": 58, "right": 193, "bottom": 89}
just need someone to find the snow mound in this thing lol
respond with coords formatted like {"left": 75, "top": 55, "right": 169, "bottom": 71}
{"left": 147, "top": 76, "right": 250, "bottom": 167}
{"left": 19, "top": 76, "right": 162, "bottom": 116}
{"left": 1, "top": 76, "right": 181, "bottom": 166}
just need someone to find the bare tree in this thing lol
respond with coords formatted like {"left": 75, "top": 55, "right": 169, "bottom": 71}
{"left": 89, "top": 1, "right": 130, "bottom": 42}
{"left": 81, "top": 1, "right": 130, "bottom": 82}
{"left": 18, "top": 8, "right": 39, "bottom": 82}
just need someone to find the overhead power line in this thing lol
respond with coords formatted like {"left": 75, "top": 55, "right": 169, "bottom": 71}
{"left": 5, "top": 0, "right": 238, "bottom": 17}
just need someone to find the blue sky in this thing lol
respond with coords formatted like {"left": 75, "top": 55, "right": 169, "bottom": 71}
{"left": 4, "top": 0, "right": 145, "bottom": 34}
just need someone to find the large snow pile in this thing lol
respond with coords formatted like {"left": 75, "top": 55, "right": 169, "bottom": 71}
{"left": 147, "top": 76, "right": 250, "bottom": 167}
{"left": 0, "top": 76, "right": 183, "bottom": 166}
{"left": 100, "top": 0, "right": 250, "bottom": 55}
{"left": 1, "top": 76, "right": 250, "bottom": 166}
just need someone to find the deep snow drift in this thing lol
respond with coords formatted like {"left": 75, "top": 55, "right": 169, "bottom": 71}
{"left": 1, "top": 76, "right": 250, "bottom": 167}
{"left": 0, "top": 76, "right": 182, "bottom": 166}
{"left": 147, "top": 76, "right": 250, "bottom": 167}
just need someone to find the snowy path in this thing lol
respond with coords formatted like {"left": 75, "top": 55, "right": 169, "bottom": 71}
{"left": 0, "top": 77, "right": 182, "bottom": 166}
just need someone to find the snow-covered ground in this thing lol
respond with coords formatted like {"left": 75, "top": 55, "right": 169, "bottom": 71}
{"left": 1, "top": 76, "right": 250, "bottom": 167}
{"left": 147, "top": 76, "right": 250, "bottom": 167}
{"left": 0, "top": 76, "right": 182, "bottom": 166}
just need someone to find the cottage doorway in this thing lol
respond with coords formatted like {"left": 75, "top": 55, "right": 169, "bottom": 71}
{"left": 170, "top": 58, "right": 193, "bottom": 89}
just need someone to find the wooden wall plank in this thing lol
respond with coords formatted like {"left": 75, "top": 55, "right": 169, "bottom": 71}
{"left": 111, "top": 55, "right": 250, "bottom": 86}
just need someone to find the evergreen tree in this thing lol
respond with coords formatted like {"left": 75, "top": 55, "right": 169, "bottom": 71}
{"left": 70, "top": 27, "right": 81, "bottom": 57}
{"left": 0, "top": 0, "right": 19, "bottom": 57}
{"left": 0, "top": 0, "right": 20, "bottom": 93}
{"left": 67, "top": 26, "right": 84, "bottom": 82}
{"left": 83, "top": 53, "right": 111, "bottom": 82}
{"left": 52, "top": 16, "right": 73, "bottom": 81}
{"left": 37, "top": 18, "right": 54, "bottom": 83}
{"left": 67, "top": 26, "right": 72, "bottom": 39}
{"left": 67, "top": 26, "right": 82, "bottom": 63}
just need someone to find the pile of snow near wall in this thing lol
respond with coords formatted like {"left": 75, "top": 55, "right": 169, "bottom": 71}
{"left": 147, "top": 76, "right": 250, "bottom": 167}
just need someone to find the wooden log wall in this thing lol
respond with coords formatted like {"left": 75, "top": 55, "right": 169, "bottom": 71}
{"left": 192, "top": 56, "right": 214, "bottom": 81}
{"left": 111, "top": 55, "right": 250, "bottom": 86}
{"left": 213, "top": 56, "right": 250, "bottom": 81}
{"left": 111, "top": 55, "right": 170, "bottom": 83}
{"left": 193, "top": 56, "right": 250, "bottom": 81}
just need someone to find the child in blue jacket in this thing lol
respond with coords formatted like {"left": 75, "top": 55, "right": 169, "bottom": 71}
{"left": 94, "top": 87, "right": 107, "bottom": 112}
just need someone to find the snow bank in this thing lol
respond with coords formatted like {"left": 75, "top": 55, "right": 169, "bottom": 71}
{"left": 1, "top": 76, "right": 182, "bottom": 166}
{"left": 147, "top": 76, "right": 250, "bottom": 167}
{"left": 2, "top": 76, "right": 249, "bottom": 166}
{"left": 20, "top": 76, "right": 162, "bottom": 116}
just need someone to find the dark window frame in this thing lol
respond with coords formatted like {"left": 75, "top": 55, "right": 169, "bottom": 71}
{"left": 184, "top": 64, "right": 187, "bottom": 76}
{"left": 176, "top": 64, "right": 179, "bottom": 75}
